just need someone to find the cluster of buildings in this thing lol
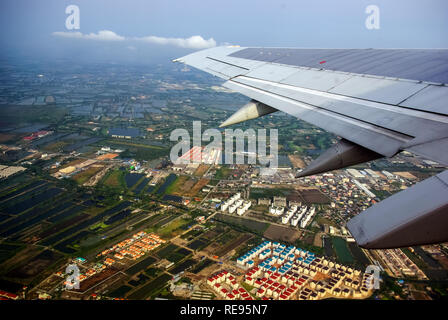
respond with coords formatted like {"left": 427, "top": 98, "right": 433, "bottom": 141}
{"left": 233, "top": 240, "right": 372, "bottom": 300}
{"left": 108, "top": 128, "right": 142, "bottom": 140}
{"left": 98, "top": 231, "right": 165, "bottom": 265}
{"left": 0, "top": 290, "right": 20, "bottom": 300}
{"left": 220, "top": 193, "right": 252, "bottom": 216}
{"left": 244, "top": 265, "right": 311, "bottom": 300}
{"left": 207, "top": 270, "right": 254, "bottom": 300}
{"left": 175, "top": 146, "right": 222, "bottom": 165}
{"left": 297, "top": 206, "right": 316, "bottom": 228}
{"left": 269, "top": 203, "right": 316, "bottom": 228}
{"left": 0, "top": 165, "right": 26, "bottom": 179}
{"left": 304, "top": 173, "right": 375, "bottom": 221}
{"left": 23, "top": 130, "right": 52, "bottom": 141}
{"left": 96, "top": 146, "right": 124, "bottom": 156}
{"left": 374, "top": 248, "right": 427, "bottom": 279}
{"left": 54, "top": 159, "right": 98, "bottom": 178}
{"left": 56, "top": 258, "right": 107, "bottom": 288}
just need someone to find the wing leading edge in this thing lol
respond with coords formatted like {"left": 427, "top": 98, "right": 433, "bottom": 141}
{"left": 175, "top": 46, "right": 448, "bottom": 249}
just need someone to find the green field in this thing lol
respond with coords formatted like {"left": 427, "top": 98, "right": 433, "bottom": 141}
{"left": 332, "top": 237, "right": 355, "bottom": 265}
{"left": 214, "top": 214, "right": 269, "bottom": 236}
{"left": 157, "top": 217, "right": 192, "bottom": 238}
{"left": 101, "top": 169, "right": 125, "bottom": 188}
{"left": 249, "top": 187, "right": 292, "bottom": 200}
{"left": 214, "top": 166, "right": 233, "bottom": 179}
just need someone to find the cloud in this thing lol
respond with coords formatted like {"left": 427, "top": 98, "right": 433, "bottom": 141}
{"left": 137, "top": 35, "right": 216, "bottom": 49}
{"left": 52, "top": 30, "right": 216, "bottom": 49}
{"left": 52, "top": 30, "right": 125, "bottom": 41}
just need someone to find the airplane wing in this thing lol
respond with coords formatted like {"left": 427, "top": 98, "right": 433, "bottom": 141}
{"left": 174, "top": 46, "right": 448, "bottom": 249}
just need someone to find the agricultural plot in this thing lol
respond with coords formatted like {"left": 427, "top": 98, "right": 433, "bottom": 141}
{"left": 125, "top": 173, "right": 145, "bottom": 189}
{"left": 214, "top": 166, "right": 233, "bottom": 179}
{"left": 1, "top": 203, "right": 72, "bottom": 239}
{"left": 323, "top": 236, "right": 335, "bottom": 258}
{"left": 145, "top": 267, "right": 161, "bottom": 278}
{"left": 54, "top": 230, "right": 93, "bottom": 254}
{"left": 193, "top": 164, "right": 210, "bottom": 177}
{"left": 187, "top": 239, "right": 208, "bottom": 251}
{"left": 187, "top": 178, "right": 210, "bottom": 198}
{"left": 78, "top": 267, "right": 119, "bottom": 293}
{"left": 129, "top": 273, "right": 150, "bottom": 287}
{"left": 263, "top": 225, "right": 300, "bottom": 243}
{"left": 1, "top": 186, "right": 62, "bottom": 215}
{"left": 105, "top": 209, "right": 132, "bottom": 225}
{"left": 288, "top": 154, "right": 306, "bottom": 169}
{"left": 0, "top": 198, "right": 74, "bottom": 239}
{"left": 156, "top": 174, "right": 177, "bottom": 195}
{"left": 347, "top": 242, "right": 371, "bottom": 269}
{"left": 249, "top": 187, "right": 292, "bottom": 200}
{"left": 156, "top": 244, "right": 180, "bottom": 259}
{"left": 0, "top": 214, "right": 10, "bottom": 223}
{"left": 141, "top": 214, "right": 165, "bottom": 228}
{"left": 165, "top": 175, "right": 192, "bottom": 195}
{"left": 72, "top": 165, "right": 104, "bottom": 185}
{"left": 157, "top": 217, "right": 192, "bottom": 239}
{"left": 133, "top": 178, "right": 150, "bottom": 194}
{"left": 108, "top": 285, "right": 133, "bottom": 298}
{"left": 6, "top": 249, "right": 63, "bottom": 280}
{"left": 0, "top": 242, "right": 24, "bottom": 264}
{"left": 332, "top": 237, "right": 355, "bottom": 265}
{"left": 101, "top": 169, "right": 125, "bottom": 188}
{"left": 40, "top": 201, "right": 131, "bottom": 247}
{"left": 199, "top": 229, "right": 220, "bottom": 241}
{"left": 181, "top": 228, "right": 204, "bottom": 241}
{"left": 166, "top": 249, "right": 191, "bottom": 264}
{"left": 190, "top": 259, "right": 215, "bottom": 274}
{"left": 63, "top": 137, "right": 103, "bottom": 153}
{"left": 47, "top": 205, "right": 84, "bottom": 223}
{"left": 215, "top": 234, "right": 252, "bottom": 257}
{"left": 300, "top": 188, "right": 331, "bottom": 204}
{"left": 127, "top": 273, "right": 171, "bottom": 299}
{"left": 0, "top": 180, "right": 48, "bottom": 203}
{"left": 38, "top": 214, "right": 89, "bottom": 240}
{"left": 170, "top": 258, "right": 197, "bottom": 274}
{"left": 153, "top": 214, "right": 179, "bottom": 229}
{"left": 126, "top": 256, "right": 158, "bottom": 275}
{"left": 214, "top": 213, "right": 269, "bottom": 235}
{"left": 162, "top": 195, "right": 183, "bottom": 203}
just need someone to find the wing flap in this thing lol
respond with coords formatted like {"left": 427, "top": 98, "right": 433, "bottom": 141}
{"left": 347, "top": 170, "right": 448, "bottom": 249}
{"left": 327, "top": 75, "right": 426, "bottom": 105}
{"left": 223, "top": 78, "right": 410, "bottom": 157}
{"left": 399, "top": 85, "right": 448, "bottom": 115}
{"left": 280, "top": 68, "right": 352, "bottom": 92}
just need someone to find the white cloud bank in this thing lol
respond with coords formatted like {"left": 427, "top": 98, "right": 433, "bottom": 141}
{"left": 137, "top": 35, "right": 216, "bottom": 49}
{"left": 52, "top": 30, "right": 125, "bottom": 41}
{"left": 52, "top": 30, "right": 216, "bottom": 49}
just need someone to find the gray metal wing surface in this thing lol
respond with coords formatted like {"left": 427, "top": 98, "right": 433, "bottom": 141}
{"left": 175, "top": 46, "right": 448, "bottom": 249}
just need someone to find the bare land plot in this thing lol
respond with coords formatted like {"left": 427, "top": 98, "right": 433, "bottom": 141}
{"left": 263, "top": 225, "right": 300, "bottom": 243}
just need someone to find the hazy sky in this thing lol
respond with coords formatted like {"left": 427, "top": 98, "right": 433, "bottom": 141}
{"left": 1, "top": 0, "right": 447, "bottom": 65}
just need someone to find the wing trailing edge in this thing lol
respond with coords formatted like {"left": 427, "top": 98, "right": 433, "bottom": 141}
{"left": 347, "top": 170, "right": 448, "bottom": 249}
